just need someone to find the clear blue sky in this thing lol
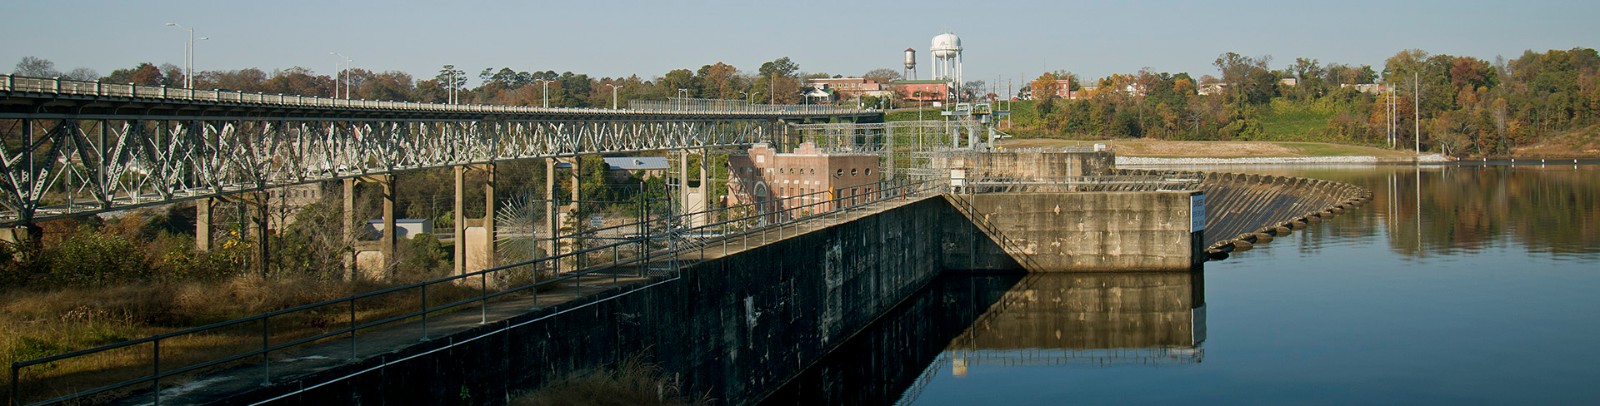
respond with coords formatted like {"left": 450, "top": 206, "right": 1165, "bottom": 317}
{"left": 4, "top": 0, "right": 1595, "bottom": 87}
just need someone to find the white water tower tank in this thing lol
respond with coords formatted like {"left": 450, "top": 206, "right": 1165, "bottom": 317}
{"left": 931, "top": 33, "right": 962, "bottom": 58}
{"left": 929, "top": 33, "right": 964, "bottom": 90}
{"left": 904, "top": 48, "right": 916, "bottom": 69}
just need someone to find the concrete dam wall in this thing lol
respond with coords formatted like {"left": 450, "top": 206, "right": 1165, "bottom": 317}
{"left": 229, "top": 195, "right": 1010, "bottom": 405}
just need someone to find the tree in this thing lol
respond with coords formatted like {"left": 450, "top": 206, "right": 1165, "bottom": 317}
{"left": 696, "top": 62, "right": 740, "bottom": 99}
{"left": 62, "top": 67, "right": 99, "bottom": 81}
{"left": 758, "top": 57, "right": 800, "bottom": 78}
{"left": 862, "top": 68, "right": 900, "bottom": 84}
{"left": 13, "top": 56, "right": 59, "bottom": 77}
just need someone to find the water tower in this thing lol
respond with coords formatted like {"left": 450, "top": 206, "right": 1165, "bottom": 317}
{"left": 930, "top": 33, "right": 963, "bottom": 91}
{"left": 903, "top": 48, "right": 917, "bottom": 80}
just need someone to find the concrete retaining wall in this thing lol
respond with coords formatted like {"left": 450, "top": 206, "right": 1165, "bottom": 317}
{"left": 228, "top": 195, "right": 1002, "bottom": 405}
{"left": 964, "top": 191, "right": 1203, "bottom": 271}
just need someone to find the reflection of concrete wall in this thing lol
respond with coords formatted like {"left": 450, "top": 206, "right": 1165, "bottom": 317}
{"left": 968, "top": 191, "right": 1204, "bottom": 271}
{"left": 957, "top": 272, "right": 1203, "bottom": 351}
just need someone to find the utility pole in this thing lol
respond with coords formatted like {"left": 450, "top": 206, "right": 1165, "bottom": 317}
{"left": 1414, "top": 72, "right": 1421, "bottom": 155}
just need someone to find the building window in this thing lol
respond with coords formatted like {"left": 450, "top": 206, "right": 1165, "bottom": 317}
{"left": 851, "top": 168, "right": 858, "bottom": 176}
{"left": 865, "top": 168, "right": 872, "bottom": 176}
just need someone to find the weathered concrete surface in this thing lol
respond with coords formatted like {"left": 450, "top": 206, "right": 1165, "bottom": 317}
{"left": 217, "top": 195, "right": 1008, "bottom": 405}
{"left": 963, "top": 191, "right": 1204, "bottom": 271}
{"left": 934, "top": 150, "right": 1116, "bottom": 180}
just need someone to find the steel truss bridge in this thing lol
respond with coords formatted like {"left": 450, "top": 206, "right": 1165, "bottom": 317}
{"left": 0, "top": 74, "right": 879, "bottom": 227}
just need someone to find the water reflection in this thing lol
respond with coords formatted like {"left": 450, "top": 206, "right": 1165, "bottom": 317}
{"left": 760, "top": 271, "right": 1205, "bottom": 405}
{"left": 1186, "top": 165, "right": 1600, "bottom": 260}
{"left": 942, "top": 272, "right": 1206, "bottom": 373}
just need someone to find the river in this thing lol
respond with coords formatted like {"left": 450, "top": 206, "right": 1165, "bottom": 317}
{"left": 765, "top": 164, "right": 1600, "bottom": 404}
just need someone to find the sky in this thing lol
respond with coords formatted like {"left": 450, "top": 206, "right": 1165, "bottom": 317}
{"left": 3, "top": 0, "right": 1596, "bottom": 88}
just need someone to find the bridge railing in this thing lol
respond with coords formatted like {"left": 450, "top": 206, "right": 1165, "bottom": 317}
{"left": 1, "top": 74, "right": 868, "bottom": 116}
{"left": 7, "top": 176, "right": 942, "bottom": 405}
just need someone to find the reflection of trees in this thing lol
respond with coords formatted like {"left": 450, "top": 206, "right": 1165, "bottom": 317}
{"left": 1231, "top": 166, "right": 1599, "bottom": 259}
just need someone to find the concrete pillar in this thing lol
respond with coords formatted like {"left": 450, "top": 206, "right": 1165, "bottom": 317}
{"left": 566, "top": 159, "right": 578, "bottom": 267}
{"left": 697, "top": 148, "right": 709, "bottom": 227}
{"left": 254, "top": 192, "right": 270, "bottom": 277}
{"left": 543, "top": 158, "right": 556, "bottom": 272}
{"left": 195, "top": 198, "right": 213, "bottom": 252}
{"left": 482, "top": 163, "right": 497, "bottom": 270}
{"left": 380, "top": 175, "right": 396, "bottom": 275}
{"left": 678, "top": 149, "right": 690, "bottom": 218}
{"left": 343, "top": 178, "right": 356, "bottom": 280}
{"left": 453, "top": 166, "right": 465, "bottom": 276}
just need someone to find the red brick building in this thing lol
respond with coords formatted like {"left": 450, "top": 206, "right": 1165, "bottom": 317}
{"left": 727, "top": 142, "right": 882, "bottom": 214}
{"left": 892, "top": 80, "right": 949, "bottom": 103}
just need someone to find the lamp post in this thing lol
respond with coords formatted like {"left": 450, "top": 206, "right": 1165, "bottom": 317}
{"left": 330, "top": 52, "right": 353, "bottom": 99}
{"left": 163, "top": 23, "right": 205, "bottom": 88}
{"left": 605, "top": 83, "right": 620, "bottom": 109}
{"left": 534, "top": 79, "right": 550, "bottom": 107}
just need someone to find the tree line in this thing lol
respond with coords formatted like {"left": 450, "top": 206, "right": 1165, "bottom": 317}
{"left": 10, "top": 56, "right": 823, "bottom": 107}
{"left": 1018, "top": 48, "right": 1600, "bottom": 157}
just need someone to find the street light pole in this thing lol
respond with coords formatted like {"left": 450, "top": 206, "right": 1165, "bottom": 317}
{"left": 328, "top": 51, "right": 350, "bottom": 98}
{"left": 330, "top": 52, "right": 353, "bottom": 99}
{"left": 535, "top": 79, "right": 550, "bottom": 107}
{"left": 604, "top": 83, "right": 617, "bottom": 108}
{"left": 164, "top": 23, "right": 198, "bottom": 88}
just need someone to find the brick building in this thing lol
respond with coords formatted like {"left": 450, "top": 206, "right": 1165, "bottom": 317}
{"left": 892, "top": 80, "right": 949, "bottom": 103}
{"left": 727, "top": 142, "right": 882, "bottom": 214}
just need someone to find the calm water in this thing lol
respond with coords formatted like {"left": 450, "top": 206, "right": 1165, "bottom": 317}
{"left": 770, "top": 164, "right": 1600, "bottom": 404}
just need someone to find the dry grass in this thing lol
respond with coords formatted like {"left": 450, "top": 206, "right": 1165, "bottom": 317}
{"left": 1, "top": 275, "right": 482, "bottom": 403}
{"left": 999, "top": 138, "right": 1415, "bottom": 158}
{"left": 1514, "top": 125, "right": 1600, "bottom": 158}
{"left": 512, "top": 355, "right": 711, "bottom": 406}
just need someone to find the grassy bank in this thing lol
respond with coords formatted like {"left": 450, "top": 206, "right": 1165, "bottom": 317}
{"left": 999, "top": 138, "right": 1416, "bottom": 159}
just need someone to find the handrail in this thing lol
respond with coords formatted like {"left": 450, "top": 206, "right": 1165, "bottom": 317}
{"left": 0, "top": 74, "right": 870, "bottom": 117}
{"left": 8, "top": 177, "right": 940, "bottom": 406}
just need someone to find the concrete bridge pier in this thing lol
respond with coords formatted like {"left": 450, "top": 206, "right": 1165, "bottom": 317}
{"left": 194, "top": 198, "right": 213, "bottom": 252}
{"left": 544, "top": 158, "right": 579, "bottom": 275}
{"left": 378, "top": 175, "right": 396, "bottom": 276}
{"left": 453, "top": 164, "right": 498, "bottom": 277}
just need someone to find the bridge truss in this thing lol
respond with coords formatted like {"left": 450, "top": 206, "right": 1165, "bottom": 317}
{"left": 0, "top": 116, "right": 775, "bottom": 227}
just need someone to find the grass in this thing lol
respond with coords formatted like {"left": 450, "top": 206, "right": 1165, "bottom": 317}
{"left": 1, "top": 275, "right": 483, "bottom": 404}
{"left": 1259, "top": 108, "right": 1337, "bottom": 140}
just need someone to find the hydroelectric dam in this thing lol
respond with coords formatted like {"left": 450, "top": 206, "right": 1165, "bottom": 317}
{"left": 1, "top": 78, "right": 1369, "bottom": 404}
{"left": 135, "top": 150, "right": 1364, "bottom": 405}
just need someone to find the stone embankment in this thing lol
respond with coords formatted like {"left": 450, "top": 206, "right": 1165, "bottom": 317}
{"left": 1113, "top": 169, "right": 1372, "bottom": 258}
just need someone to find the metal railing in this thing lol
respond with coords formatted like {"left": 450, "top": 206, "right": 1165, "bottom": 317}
{"left": 1, "top": 74, "right": 867, "bottom": 117}
{"left": 945, "top": 191, "right": 1046, "bottom": 273}
{"left": 961, "top": 175, "right": 1200, "bottom": 193}
{"left": 7, "top": 178, "right": 941, "bottom": 406}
